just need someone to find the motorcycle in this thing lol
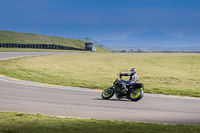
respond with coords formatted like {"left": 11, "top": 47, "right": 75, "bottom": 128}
{"left": 101, "top": 72, "right": 144, "bottom": 101}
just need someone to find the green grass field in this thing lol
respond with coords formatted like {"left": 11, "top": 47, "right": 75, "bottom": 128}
{"left": 0, "top": 112, "right": 200, "bottom": 133}
{"left": 0, "top": 53, "right": 199, "bottom": 97}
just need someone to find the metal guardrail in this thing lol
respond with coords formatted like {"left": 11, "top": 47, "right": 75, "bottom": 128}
{"left": 0, "top": 43, "right": 84, "bottom": 51}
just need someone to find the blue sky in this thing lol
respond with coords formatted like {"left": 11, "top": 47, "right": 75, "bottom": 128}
{"left": 0, "top": 0, "right": 200, "bottom": 46}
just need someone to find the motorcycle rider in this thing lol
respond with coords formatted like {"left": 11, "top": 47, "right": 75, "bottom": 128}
{"left": 120, "top": 68, "right": 139, "bottom": 91}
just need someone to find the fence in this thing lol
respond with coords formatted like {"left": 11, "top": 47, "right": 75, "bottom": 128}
{"left": 0, "top": 43, "right": 84, "bottom": 51}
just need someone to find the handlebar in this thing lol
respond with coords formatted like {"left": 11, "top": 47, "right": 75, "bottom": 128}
{"left": 119, "top": 72, "right": 122, "bottom": 80}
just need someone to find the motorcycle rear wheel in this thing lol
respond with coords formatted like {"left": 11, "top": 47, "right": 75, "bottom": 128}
{"left": 102, "top": 87, "right": 114, "bottom": 99}
{"left": 129, "top": 88, "right": 144, "bottom": 101}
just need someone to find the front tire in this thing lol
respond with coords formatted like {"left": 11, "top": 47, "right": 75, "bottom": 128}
{"left": 129, "top": 88, "right": 144, "bottom": 101}
{"left": 102, "top": 87, "right": 114, "bottom": 99}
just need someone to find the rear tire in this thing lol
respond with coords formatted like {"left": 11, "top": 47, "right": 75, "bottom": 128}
{"left": 129, "top": 88, "right": 144, "bottom": 101}
{"left": 101, "top": 87, "right": 114, "bottom": 99}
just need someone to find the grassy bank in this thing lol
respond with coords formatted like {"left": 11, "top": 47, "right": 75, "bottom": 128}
{"left": 0, "top": 53, "right": 199, "bottom": 97}
{"left": 0, "top": 112, "right": 200, "bottom": 133}
{"left": 0, "top": 30, "right": 86, "bottom": 48}
{"left": 0, "top": 30, "right": 109, "bottom": 53}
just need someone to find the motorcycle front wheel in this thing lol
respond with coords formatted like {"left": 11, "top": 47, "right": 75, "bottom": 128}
{"left": 101, "top": 87, "right": 114, "bottom": 99}
{"left": 129, "top": 88, "right": 144, "bottom": 101}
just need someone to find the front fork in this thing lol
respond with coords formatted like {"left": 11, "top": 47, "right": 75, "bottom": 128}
{"left": 108, "top": 86, "right": 114, "bottom": 92}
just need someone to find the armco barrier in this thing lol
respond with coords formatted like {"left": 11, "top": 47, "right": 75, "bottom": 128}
{"left": 0, "top": 43, "right": 84, "bottom": 51}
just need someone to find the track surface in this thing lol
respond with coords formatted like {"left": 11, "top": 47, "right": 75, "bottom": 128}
{"left": 0, "top": 52, "right": 200, "bottom": 125}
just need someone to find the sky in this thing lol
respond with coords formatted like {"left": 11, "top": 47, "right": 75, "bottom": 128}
{"left": 0, "top": 0, "right": 200, "bottom": 47}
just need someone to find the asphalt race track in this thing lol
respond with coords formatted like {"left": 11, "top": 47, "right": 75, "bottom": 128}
{"left": 0, "top": 52, "right": 200, "bottom": 125}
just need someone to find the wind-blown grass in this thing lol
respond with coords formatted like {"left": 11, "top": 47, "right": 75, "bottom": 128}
{"left": 0, "top": 53, "right": 199, "bottom": 97}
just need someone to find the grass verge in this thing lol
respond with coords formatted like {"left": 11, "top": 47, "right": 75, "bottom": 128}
{"left": 0, "top": 53, "right": 199, "bottom": 97}
{"left": 0, "top": 112, "right": 200, "bottom": 133}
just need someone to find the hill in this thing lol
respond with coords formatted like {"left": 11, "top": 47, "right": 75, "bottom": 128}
{"left": 102, "top": 31, "right": 200, "bottom": 48}
{"left": 0, "top": 30, "right": 108, "bottom": 52}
